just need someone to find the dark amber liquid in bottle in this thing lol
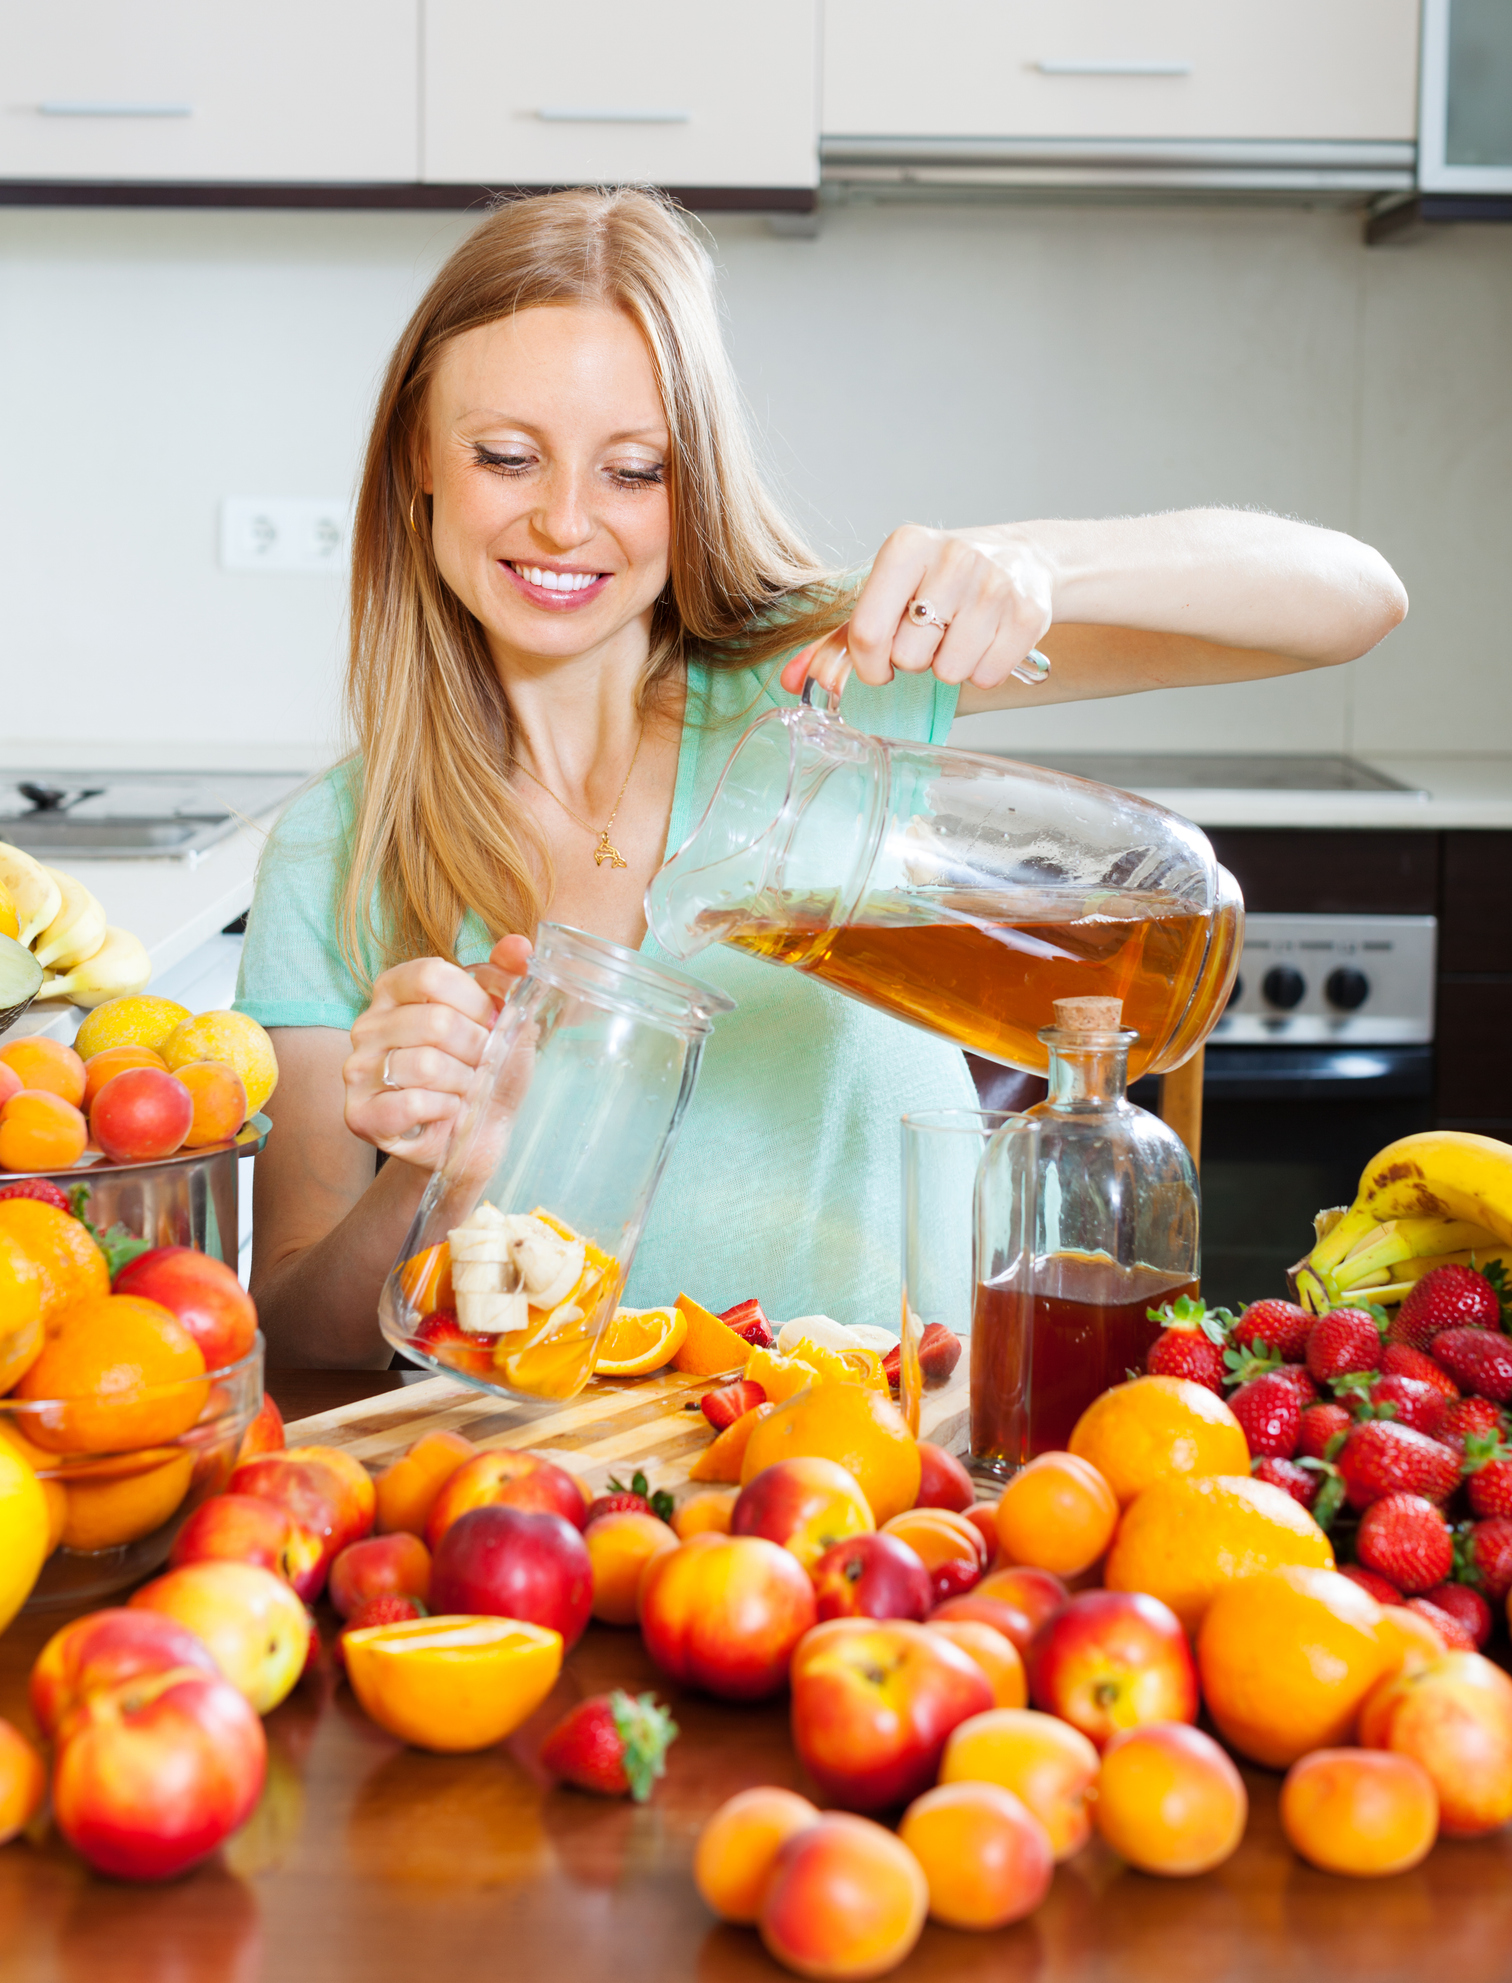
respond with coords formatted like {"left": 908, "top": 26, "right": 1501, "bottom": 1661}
{"left": 971, "top": 1252, "right": 1200, "bottom": 1472}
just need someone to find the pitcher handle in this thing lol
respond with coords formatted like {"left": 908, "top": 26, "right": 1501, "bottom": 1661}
{"left": 799, "top": 619, "right": 1051, "bottom": 708}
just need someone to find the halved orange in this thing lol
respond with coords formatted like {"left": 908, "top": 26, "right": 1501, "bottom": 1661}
{"left": 593, "top": 1305, "right": 687, "bottom": 1377}
{"left": 343, "top": 1614, "right": 563, "bottom": 1752}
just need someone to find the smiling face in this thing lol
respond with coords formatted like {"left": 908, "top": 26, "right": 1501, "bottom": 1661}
{"left": 422, "top": 303, "right": 672, "bottom": 671}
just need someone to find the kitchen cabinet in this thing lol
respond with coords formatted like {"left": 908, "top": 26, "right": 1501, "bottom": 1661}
{"left": 0, "top": 0, "right": 419, "bottom": 183}
{"left": 422, "top": 0, "right": 818, "bottom": 190}
{"left": 823, "top": 0, "right": 1420, "bottom": 144}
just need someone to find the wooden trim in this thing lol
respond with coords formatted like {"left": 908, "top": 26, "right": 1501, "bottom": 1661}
{"left": 0, "top": 179, "right": 818, "bottom": 213}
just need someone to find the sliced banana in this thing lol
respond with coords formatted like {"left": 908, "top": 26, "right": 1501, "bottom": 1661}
{"left": 776, "top": 1315, "right": 857, "bottom": 1355}
{"left": 34, "top": 867, "right": 107, "bottom": 972}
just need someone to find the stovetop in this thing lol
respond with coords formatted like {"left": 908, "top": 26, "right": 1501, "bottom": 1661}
{"left": 1012, "top": 752, "right": 1424, "bottom": 794}
{"left": 0, "top": 770, "right": 307, "bottom": 861}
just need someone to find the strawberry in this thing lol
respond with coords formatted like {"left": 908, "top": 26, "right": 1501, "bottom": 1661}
{"left": 1355, "top": 1492, "right": 1454, "bottom": 1593}
{"left": 1458, "top": 1517, "right": 1512, "bottom": 1604}
{"left": 701, "top": 1379, "right": 766, "bottom": 1433}
{"left": 1336, "top": 1419, "right": 1461, "bottom": 1509}
{"left": 1462, "top": 1434, "right": 1512, "bottom": 1520}
{"left": 414, "top": 1309, "right": 494, "bottom": 1350}
{"left": 1271, "top": 1364, "right": 1319, "bottom": 1405}
{"left": 592, "top": 1470, "right": 674, "bottom": 1525}
{"left": 1145, "top": 1295, "right": 1230, "bottom": 1391}
{"left": 1251, "top": 1456, "right": 1318, "bottom": 1509}
{"left": 882, "top": 1323, "right": 961, "bottom": 1392}
{"left": 1422, "top": 1581, "right": 1493, "bottom": 1648}
{"left": 1297, "top": 1402, "right": 1352, "bottom": 1460}
{"left": 0, "top": 1177, "right": 72, "bottom": 1211}
{"left": 539, "top": 1690, "right": 677, "bottom": 1802}
{"left": 1378, "top": 1341, "right": 1460, "bottom": 1399}
{"left": 1338, "top": 1564, "right": 1402, "bottom": 1605}
{"left": 1404, "top": 1595, "right": 1476, "bottom": 1651}
{"left": 1389, "top": 1263, "right": 1508, "bottom": 1347}
{"left": 1431, "top": 1326, "right": 1512, "bottom": 1405}
{"left": 585, "top": 1490, "right": 652, "bottom": 1523}
{"left": 335, "top": 1593, "right": 426, "bottom": 1669}
{"left": 1229, "top": 1373, "right": 1301, "bottom": 1458}
{"left": 1366, "top": 1374, "right": 1450, "bottom": 1438}
{"left": 1306, "top": 1307, "right": 1384, "bottom": 1385}
{"left": 719, "top": 1300, "right": 775, "bottom": 1351}
{"left": 1232, "top": 1298, "right": 1313, "bottom": 1362}
{"left": 1438, "top": 1394, "right": 1505, "bottom": 1445}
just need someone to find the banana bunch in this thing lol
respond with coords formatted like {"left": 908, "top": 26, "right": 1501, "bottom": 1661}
{"left": 1295, "top": 1130, "right": 1512, "bottom": 1313}
{"left": 0, "top": 843, "right": 151, "bottom": 1011}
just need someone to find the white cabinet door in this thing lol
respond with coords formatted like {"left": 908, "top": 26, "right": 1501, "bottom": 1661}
{"left": 824, "top": 1, "right": 1419, "bottom": 143}
{"left": 0, "top": 1, "right": 418, "bottom": 181}
{"left": 423, "top": 0, "right": 817, "bottom": 187}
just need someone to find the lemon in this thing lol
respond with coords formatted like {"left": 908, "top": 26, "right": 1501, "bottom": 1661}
{"left": 161, "top": 1010, "right": 278, "bottom": 1115}
{"left": 75, "top": 993, "right": 191, "bottom": 1060}
{"left": 0, "top": 1445, "right": 49, "bottom": 1633}
{"left": 0, "top": 882, "right": 17, "bottom": 943}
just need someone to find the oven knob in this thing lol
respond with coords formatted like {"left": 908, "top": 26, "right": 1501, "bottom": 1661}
{"left": 1326, "top": 966, "right": 1370, "bottom": 1012}
{"left": 1262, "top": 965, "right": 1306, "bottom": 1010}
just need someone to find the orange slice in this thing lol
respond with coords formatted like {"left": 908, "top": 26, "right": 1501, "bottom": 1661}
{"left": 343, "top": 1614, "right": 563, "bottom": 1752}
{"left": 593, "top": 1305, "right": 688, "bottom": 1377}
{"left": 785, "top": 1339, "right": 887, "bottom": 1392}
{"left": 397, "top": 1241, "right": 453, "bottom": 1318}
{"left": 743, "top": 1346, "right": 822, "bottom": 1404}
{"left": 671, "top": 1293, "right": 751, "bottom": 1378}
{"left": 688, "top": 1403, "right": 774, "bottom": 1483}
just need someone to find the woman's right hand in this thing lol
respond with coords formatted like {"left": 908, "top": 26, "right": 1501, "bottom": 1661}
{"left": 342, "top": 935, "right": 532, "bottom": 1169}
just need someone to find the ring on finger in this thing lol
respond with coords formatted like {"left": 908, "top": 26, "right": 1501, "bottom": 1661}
{"left": 378, "top": 1050, "right": 402, "bottom": 1094}
{"left": 906, "top": 597, "right": 950, "bottom": 634}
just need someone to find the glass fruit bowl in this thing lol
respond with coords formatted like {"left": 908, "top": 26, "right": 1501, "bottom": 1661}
{"left": 1, "top": 1332, "right": 264, "bottom": 1609}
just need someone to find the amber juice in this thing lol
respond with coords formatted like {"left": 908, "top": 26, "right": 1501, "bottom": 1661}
{"left": 724, "top": 905, "right": 1216, "bottom": 1080}
{"left": 971, "top": 1253, "right": 1199, "bottom": 1472}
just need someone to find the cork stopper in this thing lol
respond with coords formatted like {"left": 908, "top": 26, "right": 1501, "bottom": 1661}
{"left": 1052, "top": 996, "right": 1124, "bottom": 1034}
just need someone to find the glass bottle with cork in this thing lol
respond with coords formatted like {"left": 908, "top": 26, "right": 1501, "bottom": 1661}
{"left": 971, "top": 994, "right": 1200, "bottom": 1477}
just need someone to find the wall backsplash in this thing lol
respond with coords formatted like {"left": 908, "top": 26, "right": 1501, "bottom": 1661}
{"left": 2, "top": 200, "right": 1508, "bottom": 763}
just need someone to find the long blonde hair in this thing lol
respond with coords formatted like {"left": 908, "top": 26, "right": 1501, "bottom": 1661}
{"left": 342, "top": 185, "right": 847, "bottom": 981}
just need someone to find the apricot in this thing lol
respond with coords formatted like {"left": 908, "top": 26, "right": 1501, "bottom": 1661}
{"left": 90, "top": 1066, "right": 193, "bottom": 1163}
{"left": 899, "top": 1780, "right": 1053, "bottom": 1930}
{"left": 584, "top": 1508, "right": 678, "bottom": 1625}
{"left": 882, "top": 1506, "right": 985, "bottom": 1599}
{"left": 1377, "top": 1603, "right": 1446, "bottom": 1675}
{"left": 940, "top": 1707, "right": 1099, "bottom": 1860}
{"left": 0, "top": 1090, "right": 88, "bottom": 1173}
{"left": 81, "top": 1046, "right": 167, "bottom": 1110}
{"left": 994, "top": 1451, "right": 1119, "bottom": 1577}
{"left": 671, "top": 1488, "right": 736, "bottom": 1540}
{"left": 759, "top": 1814, "right": 928, "bottom": 1981}
{"left": 964, "top": 1500, "right": 1000, "bottom": 1567}
{"left": 694, "top": 1785, "right": 821, "bottom": 1924}
{"left": 0, "top": 1717, "right": 46, "bottom": 1844}
{"left": 1280, "top": 1748, "right": 1438, "bottom": 1877}
{"left": 0, "top": 1038, "right": 86, "bottom": 1108}
{"left": 374, "top": 1429, "right": 476, "bottom": 1537}
{"left": 1096, "top": 1724, "right": 1247, "bottom": 1877}
{"left": 925, "top": 1619, "right": 1027, "bottom": 1709}
{"left": 175, "top": 1060, "right": 249, "bottom": 1148}
{"left": 0, "top": 1064, "right": 19, "bottom": 1107}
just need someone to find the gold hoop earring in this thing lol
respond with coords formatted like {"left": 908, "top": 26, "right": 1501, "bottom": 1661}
{"left": 407, "top": 491, "right": 420, "bottom": 534}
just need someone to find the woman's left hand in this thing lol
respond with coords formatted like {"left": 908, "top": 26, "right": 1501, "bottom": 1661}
{"left": 779, "top": 525, "right": 1054, "bottom": 698}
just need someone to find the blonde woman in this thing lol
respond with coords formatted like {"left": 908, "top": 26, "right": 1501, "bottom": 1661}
{"left": 235, "top": 186, "right": 1406, "bottom": 1366}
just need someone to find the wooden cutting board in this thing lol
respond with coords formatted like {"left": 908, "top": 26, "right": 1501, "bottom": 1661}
{"left": 284, "top": 1364, "right": 971, "bottom": 1500}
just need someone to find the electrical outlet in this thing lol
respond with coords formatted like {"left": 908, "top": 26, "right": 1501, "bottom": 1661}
{"left": 220, "top": 497, "right": 351, "bottom": 572}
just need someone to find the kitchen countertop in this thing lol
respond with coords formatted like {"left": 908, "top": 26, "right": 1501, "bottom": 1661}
{"left": 4, "top": 1363, "right": 1512, "bottom": 1983}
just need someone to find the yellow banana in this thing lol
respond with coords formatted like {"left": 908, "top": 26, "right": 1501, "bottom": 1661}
{"left": 1306, "top": 1203, "right": 1383, "bottom": 1279}
{"left": 41, "top": 926, "right": 151, "bottom": 1008}
{"left": 0, "top": 843, "right": 62, "bottom": 950}
{"left": 33, "top": 867, "right": 107, "bottom": 972}
{"left": 1355, "top": 1131, "right": 1512, "bottom": 1252}
{"left": 1329, "top": 1217, "right": 1504, "bottom": 1293}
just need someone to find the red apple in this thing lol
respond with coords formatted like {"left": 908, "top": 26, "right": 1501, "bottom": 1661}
{"left": 789, "top": 1617, "right": 994, "bottom": 1812}
{"left": 915, "top": 1443, "right": 975, "bottom": 1513}
{"left": 811, "top": 1532, "right": 933, "bottom": 1623}
{"left": 429, "top": 1504, "right": 592, "bottom": 1649}
{"left": 328, "top": 1532, "right": 432, "bottom": 1619}
{"left": 732, "top": 1458, "right": 874, "bottom": 1572}
{"left": 235, "top": 1393, "right": 284, "bottom": 1463}
{"left": 52, "top": 1667, "right": 266, "bottom": 1882}
{"left": 1026, "top": 1589, "right": 1198, "bottom": 1751}
{"left": 168, "top": 1493, "right": 326, "bottom": 1600}
{"left": 30, "top": 1608, "right": 220, "bottom": 1743}
{"left": 89, "top": 1067, "right": 194, "bottom": 1164}
{"left": 640, "top": 1534, "right": 818, "bottom": 1701}
{"left": 975, "top": 1566, "right": 1069, "bottom": 1637}
{"left": 425, "top": 1448, "right": 589, "bottom": 1550}
{"left": 112, "top": 1245, "right": 258, "bottom": 1373}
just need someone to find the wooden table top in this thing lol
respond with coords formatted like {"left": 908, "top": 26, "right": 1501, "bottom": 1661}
{"left": 6, "top": 1368, "right": 1512, "bottom": 1983}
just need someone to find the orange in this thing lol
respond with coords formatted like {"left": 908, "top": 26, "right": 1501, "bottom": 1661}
{"left": 694, "top": 1786, "right": 821, "bottom": 1924}
{"left": 994, "top": 1450, "right": 1119, "bottom": 1576}
{"left": 0, "top": 1717, "right": 46, "bottom": 1844}
{"left": 343, "top": 1613, "right": 563, "bottom": 1751}
{"left": 175, "top": 1060, "right": 249, "bottom": 1148}
{"left": 1377, "top": 1603, "right": 1448, "bottom": 1675}
{"left": 1105, "top": 1473, "right": 1334, "bottom": 1635}
{"left": 741, "top": 1382, "right": 921, "bottom": 1524}
{"left": 74, "top": 994, "right": 191, "bottom": 1060}
{"left": 1197, "top": 1565, "right": 1389, "bottom": 1768}
{"left": 0, "top": 1199, "right": 109, "bottom": 1325}
{"left": 671, "top": 1292, "right": 750, "bottom": 1377}
{"left": 743, "top": 1345, "right": 828, "bottom": 1404}
{"left": 1068, "top": 1375, "right": 1249, "bottom": 1506}
{"left": 1093, "top": 1724, "right": 1247, "bottom": 1877}
{"left": 396, "top": 1241, "right": 454, "bottom": 1318}
{"left": 593, "top": 1304, "right": 687, "bottom": 1376}
{"left": 14, "top": 1292, "right": 208, "bottom": 1454}
{"left": 1280, "top": 1749, "right": 1438, "bottom": 1877}
{"left": 883, "top": 1506, "right": 986, "bottom": 1576}
{"left": 689, "top": 1403, "right": 773, "bottom": 1483}
{"left": 0, "top": 1229, "right": 43, "bottom": 1391}
{"left": 0, "top": 1443, "right": 49, "bottom": 1631}
{"left": 0, "top": 1038, "right": 86, "bottom": 1108}
{"left": 60, "top": 1448, "right": 196, "bottom": 1551}
{"left": 585, "top": 1508, "right": 679, "bottom": 1625}
{"left": 0, "top": 1090, "right": 89, "bottom": 1174}
{"left": 672, "top": 1488, "right": 737, "bottom": 1538}
{"left": 81, "top": 1045, "right": 168, "bottom": 1110}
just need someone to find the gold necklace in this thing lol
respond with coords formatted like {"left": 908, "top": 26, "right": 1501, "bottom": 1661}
{"left": 514, "top": 725, "right": 644, "bottom": 870}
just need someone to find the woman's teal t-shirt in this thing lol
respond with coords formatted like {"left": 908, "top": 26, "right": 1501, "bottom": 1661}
{"left": 234, "top": 663, "right": 978, "bottom": 1330}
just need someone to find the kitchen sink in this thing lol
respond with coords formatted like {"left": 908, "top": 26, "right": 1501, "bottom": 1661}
{"left": 1003, "top": 752, "right": 1425, "bottom": 794}
{"left": 0, "top": 770, "right": 308, "bottom": 861}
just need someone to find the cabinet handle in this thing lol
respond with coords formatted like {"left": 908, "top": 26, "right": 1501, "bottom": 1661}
{"left": 38, "top": 101, "right": 193, "bottom": 117}
{"left": 535, "top": 107, "right": 690, "bottom": 124}
{"left": 1034, "top": 60, "right": 1191, "bottom": 77}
